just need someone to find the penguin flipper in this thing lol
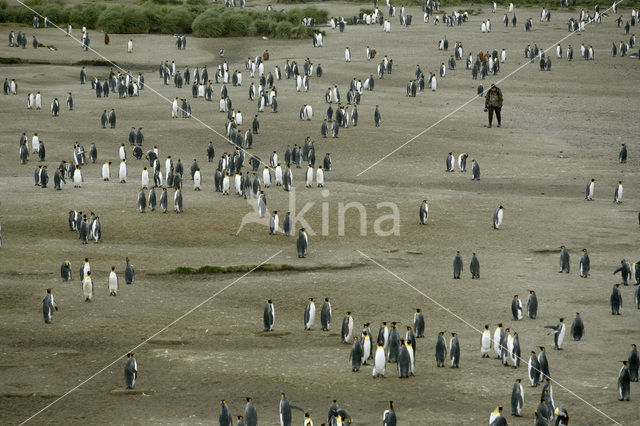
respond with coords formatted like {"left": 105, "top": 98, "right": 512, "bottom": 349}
{"left": 289, "top": 404, "right": 305, "bottom": 412}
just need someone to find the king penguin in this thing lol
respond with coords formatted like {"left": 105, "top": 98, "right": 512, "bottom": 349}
{"left": 453, "top": 251, "right": 463, "bottom": 279}
{"left": 570, "top": 312, "right": 584, "bottom": 341}
{"left": 579, "top": 248, "right": 590, "bottom": 277}
{"left": 61, "top": 260, "right": 72, "bottom": 281}
{"left": 264, "top": 299, "right": 275, "bottom": 331}
{"left": 219, "top": 400, "right": 233, "bottom": 426}
{"left": 618, "top": 361, "right": 631, "bottom": 401}
{"left": 527, "top": 290, "right": 538, "bottom": 319}
{"left": 511, "top": 295, "right": 523, "bottom": 320}
{"left": 419, "top": 200, "right": 428, "bottom": 224}
{"left": 511, "top": 378, "right": 524, "bottom": 416}
{"left": 435, "top": 331, "right": 447, "bottom": 367}
{"left": 559, "top": 245, "right": 570, "bottom": 273}
{"left": 413, "top": 308, "right": 425, "bottom": 337}
{"left": 124, "top": 353, "right": 137, "bottom": 389}
{"left": 470, "top": 253, "right": 480, "bottom": 278}
{"left": 297, "top": 228, "right": 308, "bottom": 258}
{"left": 82, "top": 271, "right": 93, "bottom": 301}
{"left": 304, "top": 297, "right": 315, "bottom": 330}
{"left": 449, "top": 332, "right": 460, "bottom": 368}
{"left": 244, "top": 397, "right": 258, "bottom": 426}
{"left": 42, "top": 288, "right": 58, "bottom": 323}
{"left": 493, "top": 205, "right": 504, "bottom": 229}
{"left": 108, "top": 266, "right": 118, "bottom": 296}
{"left": 481, "top": 325, "right": 491, "bottom": 357}
{"left": 321, "top": 297, "right": 332, "bottom": 330}
{"left": 341, "top": 312, "right": 354, "bottom": 343}
{"left": 125, "top": 257, "right": 135, "bottom": 284}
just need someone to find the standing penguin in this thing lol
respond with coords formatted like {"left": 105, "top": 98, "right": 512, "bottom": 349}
{"left": 82, "top": 271, "right": 93, "bottom": 301}
{"left": 470, "top": 253, "right": 480, "bottom": 278}
{"left": 435, "top": 331, "right": 447, "bottom": 367}
{"left": 108, "top": 266, "right": 118, "bottom": 296}
{"left": 124, "top": 353, "right": 137, "bottom": 389}
{"left": 374, "top": 105, "right": 381, "bottom": 126}
{"left": 397, "top": 340, "right": 411, "bottom": 377}
{"left": 137, "top": 188, "right": 147, "bottom": 213}
{"left": 297, "top": 228, "right": 308, "bottom": 258}
{"left": 280, "top": 394, "right": 304, "bottom": 426}
{"left": 320, "top": 297, "right": 332, "bottom": 331}
{"left": 304, "top": 298, "right": 315, "bottom": 330}
{"left": 570, "top": 312, "right": 584, "bottom": 341}
{"left": 528, "top": 350, "right": 541, "bottom": 386}
{"left": 489, "top": 406, "right": 506, "bottom": 425}
{"left": 579, "top": 248, "right": 590, "bottom": 277}
{"left": 263, "top": 299, "right": 275, "bottom": 331}
{"left": 527, "top": 290, "right": 538, "bottom": 319}
{"left": 618, "top": 361, "right": 631, "bottom": 401}
{"left": 445, "top": 152, "right": 455, "bottom": 172}
{"left": 511, "top": 295, "right": 523, "bottom": 320}
{"left": 619, "top": 143, "right": 627, "bottom": 163}
{"left": 160, "top": 187, "right": 168, "bottom": 213}
{"left": 611, "top": 284, "right": 622, "bottom": 315}
{"left": 614, "top": 180, "right": 623, "bottom": 204}
{"left": 585, "top": 178, "right": 595, "bottom": 200}
{"left": 373, "top": 344, "right": 386, "bottom": 377}
{"left": 559, "top": 245, "right": 570, "bottom": 273}
{"left": 414, "top": 308, "right": 425, "bottom": 337}
{"left": 449, "top": 332, "right": 460, "bottom": 368}
{"left": 383, "top": 401, "right": 396, "bottom": 425}
{"left": 481, "top": 325, "right": 491, "bottom": 358}
{"left": 341, "top": 312, "right": 354, "bottom": 343}
{"left": 493, "top": 205, "right": 504, "bottom": 229}
{"left": 544, "top": 318, "right": 566, "bottom": 349}
{"left": 614, "top": 259, "right": 632, "bottom": 285}
{"left": 453, "top": 251, "right": 463, "bottom": 279}
{"left": 511, "top": 378, "right": 524, "bottom": 416}
{"left": 220, "top": 400, "right": 233, "bottom": 426}
{"left": 61, "top": 260, "right": 72, "bottom": 281}
{"left": 419, "top": 200, "right": 428, "bottom": 225}
{"left": 42, "top": 288, "right": 58, "bottom": 323}
{"left": 125, "top": 257, "right": 135, "bottom": 284}
{"left": 471, "top": 159, "right": 480, "bottom": 180}
{"left": 538, "top": 346, "right": 550, "bottom": 380}
{"left": 350, "top": 336, "right": 363, "bottom": 371}
{"left": 628, "top": 344, "right": 639, "bottom": 382}
{"left": 244, "top": 397, "right": 258, "bottom": 426}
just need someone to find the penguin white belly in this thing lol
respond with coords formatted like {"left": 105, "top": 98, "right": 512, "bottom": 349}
{"left": 109, "top": 272, "right": 118, "bottom": 294}
{"left": 493, "top": 329, "right": 501, "bottom": 355}
{"left": 557, "top": 325, "right": 565, "bottom": 348}
{"left": 481, "top": 331, "right": 491, "bottom": 354}
{"left": 373, "top": 347, "right": 386, "bottom": 376}
{"left": 83, "top": 278, "right": 93, "bottom": 300}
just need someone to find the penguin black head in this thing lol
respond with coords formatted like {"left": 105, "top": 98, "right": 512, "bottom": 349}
{"left": 47, "top": 288, "right": 52, "bottom": 293}
{"left": 245, "top": 397, "right": 252, "bottom": 402}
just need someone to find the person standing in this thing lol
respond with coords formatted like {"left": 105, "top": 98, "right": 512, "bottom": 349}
{"left": 485, "top": 84, "right": 503, "bottom": 127}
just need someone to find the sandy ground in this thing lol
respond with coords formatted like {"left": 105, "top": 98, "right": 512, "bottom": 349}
{"left": 1, "top": 1, "right": 640, "bottom": 424}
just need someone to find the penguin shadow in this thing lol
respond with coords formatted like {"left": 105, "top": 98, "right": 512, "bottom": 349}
{"left": 110, "top": 388, "right": 155, "bottom": 396}
{"left": 255, "top": 330, "right": 291, "bottom": 337}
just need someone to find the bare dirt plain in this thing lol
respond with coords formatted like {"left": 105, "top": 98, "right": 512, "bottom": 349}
{"left": 1, "top": 1, "right": 640, "bottom": 424}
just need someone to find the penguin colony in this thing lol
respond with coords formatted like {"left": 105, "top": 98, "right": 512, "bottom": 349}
{"left": 3, "top": 0, "right": 640, "bottom": 424}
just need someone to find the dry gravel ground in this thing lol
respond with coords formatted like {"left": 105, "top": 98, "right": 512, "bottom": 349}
{"left": 1, "top": 2, "right": 640, "bottom": 424}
